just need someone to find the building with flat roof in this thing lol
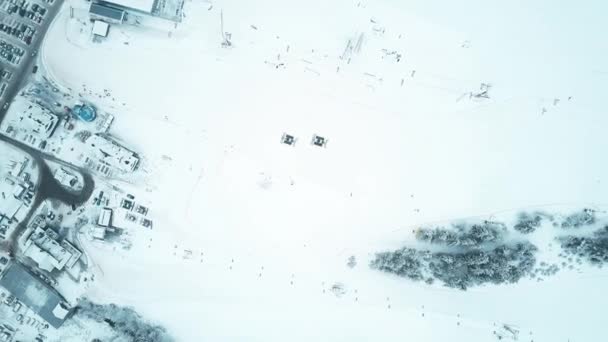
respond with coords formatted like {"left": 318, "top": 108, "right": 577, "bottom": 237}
{"left": 89, "top": 2, "right": 126, "bottom": 24}
{"left": 98, "top": 0, "right": 156, "bottom": 13}
{"left": 7, "top": 156, "right": 29, "bottom": 178}
{"left": 97, "top": 208, "right": 113, "bottom": 227}
{"left": 90, "top": 226, "right": 107, "bottom": 240}
{"left": 23, "top": 226, "right": 82, "bottom": 272}
{"left": 92, "top": 0, "right": 184, "bottom": 22}
{"left": 0, "top": 262, "right": 72, "bottom": 328}
{"left": 1, "top": 200, "right": 22, "bottom": 221}
{"left": 92, "top": 20, "right": 110, "bottom": 37}
{"left": 54, "top": 168, "right": 79, "bottom": 189}
{"left": 87, "top": 134, "right": 139, "bottom": 173}
{"left": 0, "top": 178, "right": 27, "bottom": 222}
{"left": 20, "top": 103, "right": 59, "bottom": 139}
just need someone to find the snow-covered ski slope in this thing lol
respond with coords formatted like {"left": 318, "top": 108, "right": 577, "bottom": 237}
{"left": 43, "top": 0, "right": 607, "bottom": 340}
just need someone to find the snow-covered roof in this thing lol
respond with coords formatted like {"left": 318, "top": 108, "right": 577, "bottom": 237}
{"left": 1, "top": 198, "right": 22, "bottom": 219}
{"left": 54, "top": 168, "right": 78, "bottom": 188}
{"left": 0, "top": 178, "right": 15, "bottom": 204}
{"left": 20, "top": 104, "right": 58, "bottom": 139}
{"left": 87, "top": 134, "right": 139, "bottom": 173}
{"left": 23, "top": 226, "right": 81, "bottom": 272}
{"left": 12, "top": 184, "right": 26, "bottom": 198}
{"left": 52, "top": 302, "right": 70, "bottom": 320}
{"left": 23, "top": 245, "right": 57, "bottom": 272}
{"left": 98, "top": 208, "right": 112, "bottom": 227}
{"left": 91, "top": 226, "right": 107, "bottom": 240}
{"left": 102, "top": 0, "right": 156, "bottom": 13}
{"left": 92, "top": 20, "right": 109, "bottom": 37}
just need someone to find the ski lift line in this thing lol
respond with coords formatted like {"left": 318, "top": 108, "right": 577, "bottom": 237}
{"left": 407, "top": 79, "right": 470, "bottom": 95}
{"left": 451, "top": 94, "right": 599, "bottom": 118}
{"left": 448, "top": 95, "right": 521, "bottom": 116}
{"left": 57, "top": 4, "right": 597, "bottom": 118}
{"left": 423, "top": 71, "right": 482, "bottom": 85}
{"left": 220, "top": 9, "right": 225, "bottom": 41}
{"left": 62, "top": 9, "right": 493, "bottom": 103}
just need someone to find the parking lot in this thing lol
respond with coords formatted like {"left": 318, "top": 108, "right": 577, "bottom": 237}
{"left": 0, "top": 0, "right": 61, "bottom": 112}
{"left": 0, "top": 0, "right": 46, "bottom": 46}
{"left": 0, "top": 68, "right": 10, "bottom": 98}
{"left": 0, "top": 38, "right": 25, "bottom": 64}
{"left": 0, "top": 0, "right": 50, "bottom": 26}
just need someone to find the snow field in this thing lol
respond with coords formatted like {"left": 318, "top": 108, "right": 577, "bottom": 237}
{"left": 40, "top": 0, "right": 608, "bottom": 340}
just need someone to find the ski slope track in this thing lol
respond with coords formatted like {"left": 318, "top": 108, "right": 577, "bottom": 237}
{"left": 39, "top": 0, "right": 608, "bottom": 340}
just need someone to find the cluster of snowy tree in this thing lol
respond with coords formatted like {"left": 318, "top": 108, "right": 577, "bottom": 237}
{"left": 513, "top": 212, "right": 545, "bottom": 234}
{"left": 429, "top": 242, "right": 537, "bottom": 289}
{"left": 559, "top": 225, "right": 608, "bottom": 266}
{"left": 560, "top": 208, "right": 596, "bottom": 229}
{"left": 370, "top": 247, "right": 429, "bottom": 282}
{"left": 371, "top": 242, "right": 538, "bottom": 290}
{"left": 415, "top": 209, "right": 600, "bottom": 241}
{"left": 415, "top": 221, "right": 506, "bottom": 247}
{"left": 75, "top": 299, "right": 173, "bottom": 342}
{"left": 372, "top": 209, "right": 608, "bottom": 289}
{"left": 533, "top": 261, "right": 560, "bottom": 278}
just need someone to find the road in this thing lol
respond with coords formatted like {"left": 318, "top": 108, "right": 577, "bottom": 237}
{"left": 0, "top": 0, "right": 97, "bottom": 253}
{"left": 0, "top": 133, "right": 96, "bottom": 253}
{"left": 0, "top": 134, "right": 95, "bottom": 206}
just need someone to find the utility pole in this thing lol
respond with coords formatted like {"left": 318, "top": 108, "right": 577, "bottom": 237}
{"left": 220, "top": 10, "right": 231, "bottom": 47}
{"left": 220, "top": 10, "right": 225, "bottom": 42}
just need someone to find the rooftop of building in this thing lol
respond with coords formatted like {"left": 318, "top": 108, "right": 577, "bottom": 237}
{"left": 88, "top": 134, "right": 139, "bottom": 172}
{"left": 0, "top": 262, "right": 71, "bottom": 328}
{"left": 98, "top": 0, "right": 156, "bottom": 13}
{"left": 89, "top": 2, "right": 126, "bottom": 22}
{"left": 24, "top": 226, "right": 81, "bottom": 272}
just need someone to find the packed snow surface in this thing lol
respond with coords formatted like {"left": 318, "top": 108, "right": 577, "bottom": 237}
{"left": 42, "top": 0, "right": 608, "bottom": 340}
